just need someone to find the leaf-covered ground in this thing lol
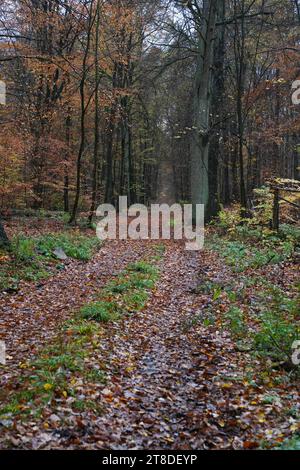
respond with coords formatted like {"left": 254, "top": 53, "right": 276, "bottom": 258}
{"left": 0, "top": 220, "right": 299, "bottom": 450}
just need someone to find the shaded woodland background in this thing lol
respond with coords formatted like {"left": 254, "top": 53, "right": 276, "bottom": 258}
{"left": 0, "top": 0, "right": 300, "bottom": 225}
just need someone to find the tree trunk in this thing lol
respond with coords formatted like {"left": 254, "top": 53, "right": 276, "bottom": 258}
{"left": 0, "top": 218, "right": 9, "bottom": 248}
{"left": 207, "top": 0, "right": 225, "bottom": 220}
{"left": 104, "top": 109, "right": 116, "bottom": 204}
{"left": 233, "top": 0, "right": 248, "bottom": 216}
{"left": 69, "top": 1, "right": 94, "bottom": 224}
{"left": 191, "top": 0, "right": 219, "bottom": 219}
{"left": 89, "top": 0, "right": 101, "bottom": 224}
{"left": 272, "top": 189, "right": 280, "bottom": 231}
{"left": 64, "top": 112, "right": 71, "bottom": 213}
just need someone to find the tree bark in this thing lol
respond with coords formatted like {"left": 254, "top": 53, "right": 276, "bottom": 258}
{"left": 64, "top": 111, "right": 71, "bottom": 213}
{"left": 272, "top": 189, "right": 280, "bottom": 231}
{"left": 69, "top": 2, "right": 94, "bottom": 224}
{"left": 233, "top": 0, "right": 248, "bottom": 216}
{"left": 89, "top": 0, "right": 101, "bottom": 224}
{"left": 190, "top": 0, "right": 220, "bottom": 219}
{"left": 0, "top": 218, "right": 9, "bottom": 248}
{"left": 207, "top": 0, "right": 225, "bottom": 220}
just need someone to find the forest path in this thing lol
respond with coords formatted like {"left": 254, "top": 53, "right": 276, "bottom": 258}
{"left": 1, "top": 239, "right": 242, "bottom": 450}
{"left": 87, "top": 242, "right": 241, "bottom": 450}
{"left": 0, "top": 240, "right": 155, "bottom": 389}
{"left": 93, "top": 243, "right": 204, "bottom": 449}
{"left": 1, "top": 238, "right": 296, "bottom": 450}
{"left": 17, "top": 240, "right": 244, "bottom": 451}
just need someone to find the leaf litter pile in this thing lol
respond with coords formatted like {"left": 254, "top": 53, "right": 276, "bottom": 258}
{"left": 0, "top": 224, "right": 299, "bottom": 450}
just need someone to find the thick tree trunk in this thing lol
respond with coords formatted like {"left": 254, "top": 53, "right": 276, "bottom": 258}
{"left": 233, "top": 0, "right": 248, "bottom": 216}
{"left": 207, "top": 0, "right": 225, "bottom": 220}
{"left": 191, "top": 0, "right": 219, "bottom": 219}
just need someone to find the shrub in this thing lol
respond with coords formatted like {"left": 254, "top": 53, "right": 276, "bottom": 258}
{"left": 254, "top": 286, "right": 300, "bottom": 363}
{"left": 224, "top": 306, "right": 247, "bottom": 337}
{"left": 252, "top": 186, "right": 273, "bottom": 226}
{"left": 216, "top": 205, "right": 242, "bottom": 232}
{"left": 279, "top": 224, "right": 300, "bottom": 244}
{"left": 254, "top": 314, "right": 300, "bottom": 362}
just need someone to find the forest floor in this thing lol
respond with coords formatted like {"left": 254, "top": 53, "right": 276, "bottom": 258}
{"left": 0, "top": 216, "right": 299, "bottom": 450}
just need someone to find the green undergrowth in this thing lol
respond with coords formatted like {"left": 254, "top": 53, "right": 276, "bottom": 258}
{"left": 203, "top": 203, "right": 300, "bottom": 361}
{"left": 0, "top": 232, "right": 100, "bottom": 292}
{"left": 202, "top": 212, "right": 300, "bottom": 369}
{"left": 198, "top": 271, "right": 300, "bottom": 369}
{"left": 0, "top": 245, "right": 164, "bottom": 422}
{"left": 0, "top": 320, "right": 105, "bottom": 420}
{"left": 200, "top": 213, "right": 300, "bottom": 448}
{"left": 80, "top": 258, "right": 161, "bottom": 322}
{"left": 207, "top": 231, "right": 295, "bottom": 272}
{"left": 209, "top": 199, "right": 300, "bottom": 272}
